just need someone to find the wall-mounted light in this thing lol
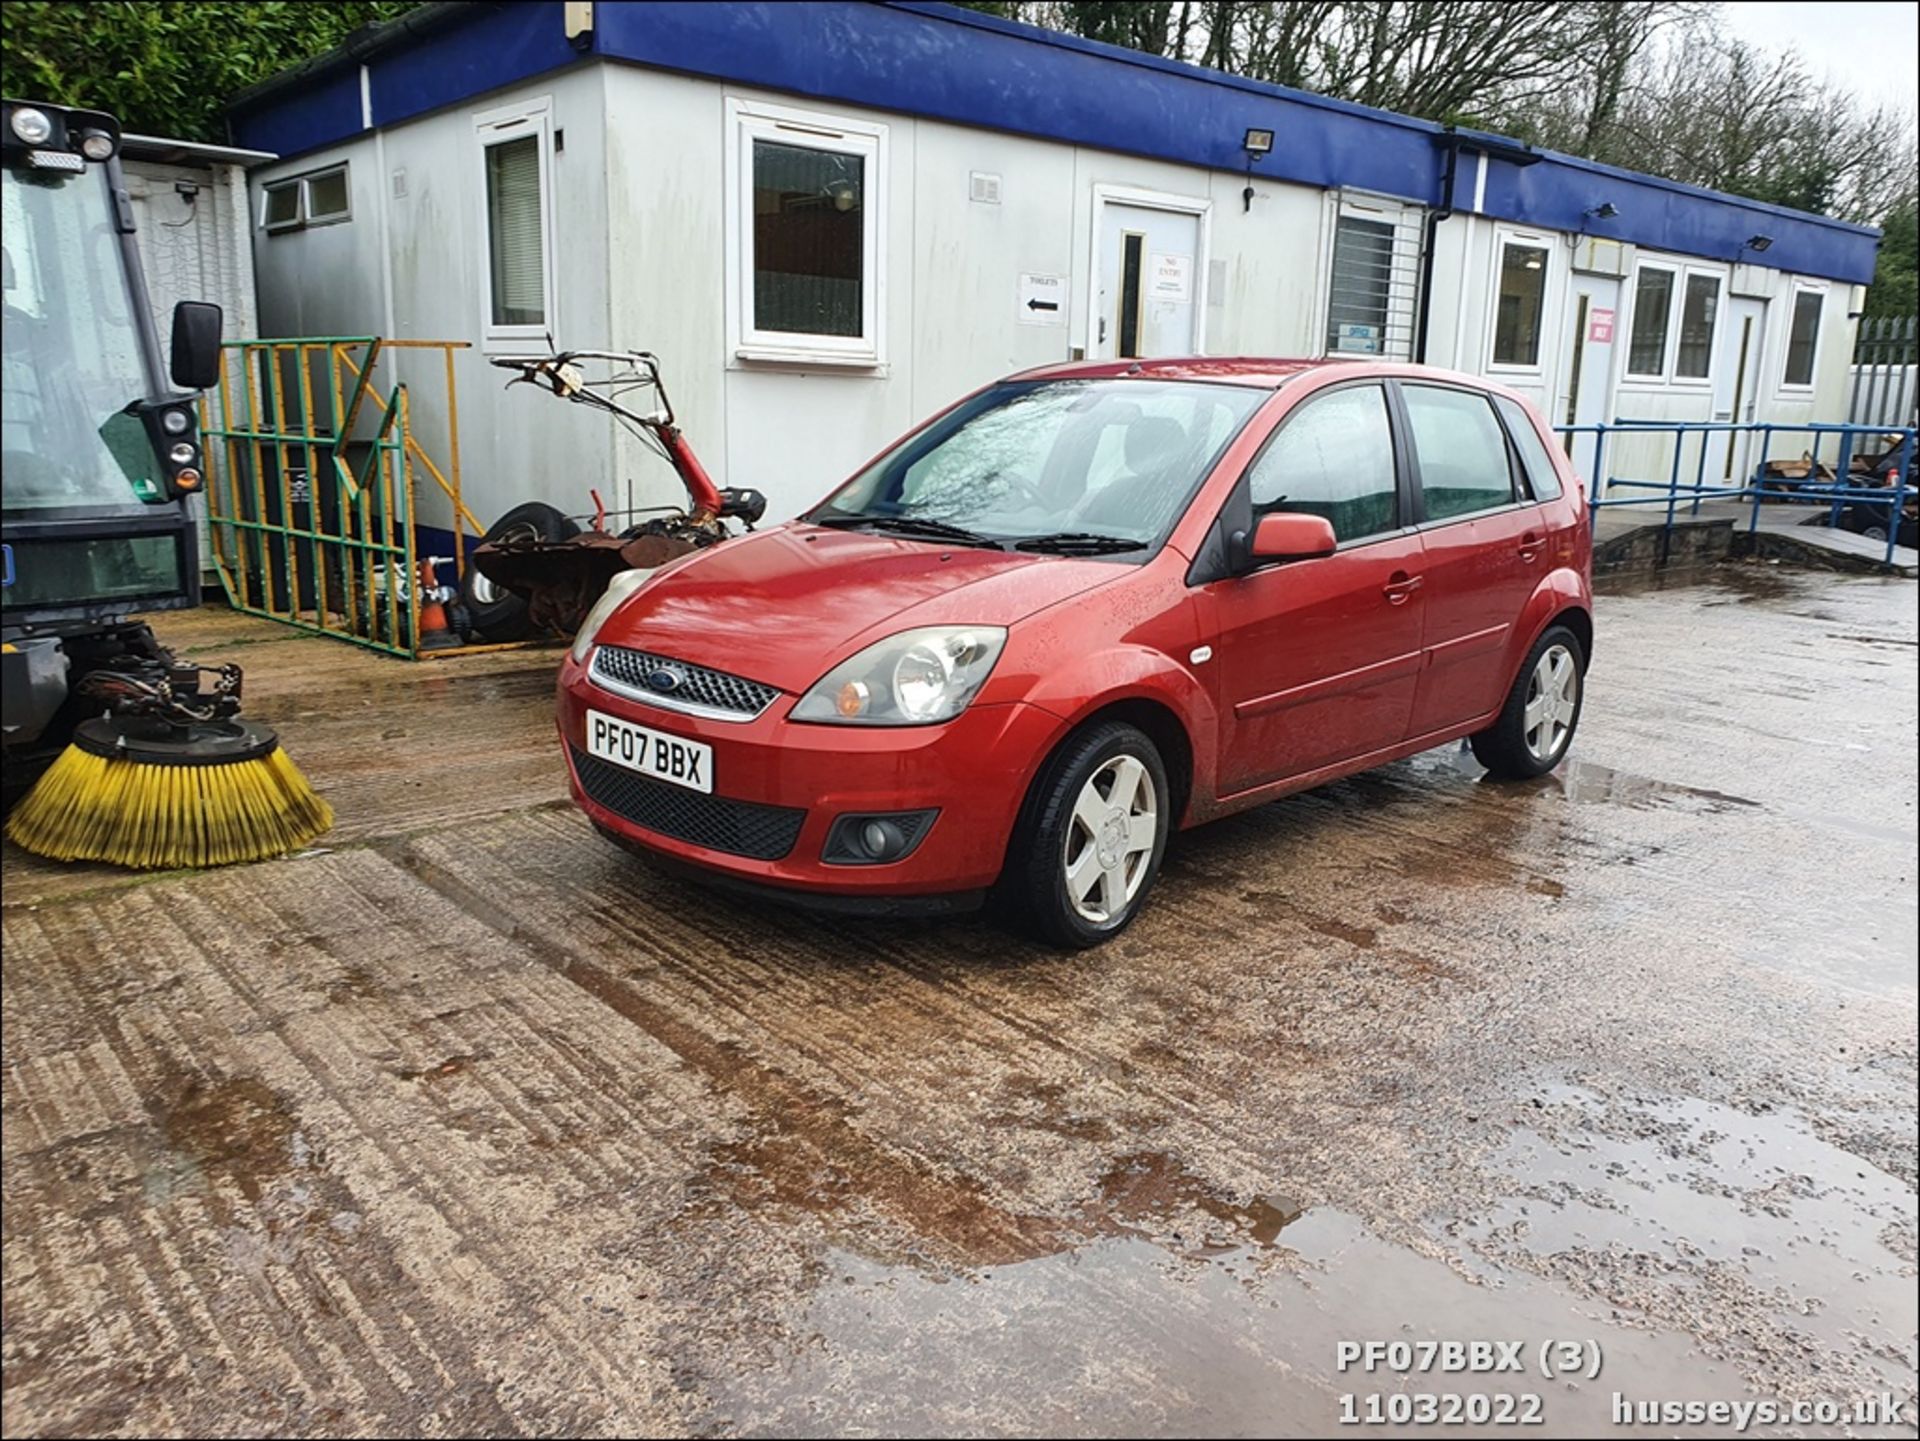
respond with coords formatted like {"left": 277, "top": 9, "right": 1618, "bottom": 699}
{"left": 1242, "top": 127, "right": 1273, "bottom": 213}
{"left": 1744, "top": 233, "right": 1773, "bottom": 253}
{"left": 1583, "top": 201, "right": 1619, "bottom": 220}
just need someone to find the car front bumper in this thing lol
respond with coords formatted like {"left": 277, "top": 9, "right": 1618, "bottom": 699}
{"left": 557, "top": 652, "right": 1061, "bottom": 897}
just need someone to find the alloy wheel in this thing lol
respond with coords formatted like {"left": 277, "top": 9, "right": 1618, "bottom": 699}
{"left": 1523, "top": 643, "right": 1579, "bottom": 764}
{"left": 1061, "top": 753, "right": 1158, "bottom": 925}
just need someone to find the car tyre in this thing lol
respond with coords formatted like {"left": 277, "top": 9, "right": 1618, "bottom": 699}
{"left": 1000, "top": 721, "right": 1170, "bottom": 949}
{"left": 461, "top": 501, "right": 580, "bottom": 642}
{"left": 1470, "top": 624, "right": 1586, "bottom": 780}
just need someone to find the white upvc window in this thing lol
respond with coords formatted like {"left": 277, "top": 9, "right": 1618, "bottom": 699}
{"left": 1624, "top": 259, "right": 1725, "bottom": 385}
{"left": 1487, "top": 230, "right": 1553, "bottom": 373}
{"left": 1780, "top": 282, "right": 1826, "bottom": 391}
{"left": 725, "top": 98, "right": 887, "bottom": 366}
{"left": 259, "top": 163, "right": 351, "bottom": 234}
{"left": 474, "top": 98, "right": 556, "bottom": 349}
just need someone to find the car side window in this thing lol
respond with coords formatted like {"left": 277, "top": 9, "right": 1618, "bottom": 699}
{"left": 1402, "top": 384, "right": 1518, "bottom": 522}
{"left": 1244, "top": 384, "right": 1398, "bottom": 542}
{"left": 1492, "top": 394, "right": 1564, "bottom": 501}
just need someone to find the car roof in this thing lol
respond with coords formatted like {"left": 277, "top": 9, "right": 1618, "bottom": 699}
{"left": 1007, "top": 356, "right": 1507, "bottom": 393}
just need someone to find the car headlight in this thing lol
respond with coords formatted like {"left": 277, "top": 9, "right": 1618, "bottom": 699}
{"left": 792, "top": 626, "right": 1007, "bottom": 726}
{"left": 569, "top": 568, "right": 651, "bottom": 663}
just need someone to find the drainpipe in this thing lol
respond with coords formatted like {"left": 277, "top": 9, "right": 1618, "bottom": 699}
{"left": 1415, "top": 133, "right": 1461, "bottom": 365}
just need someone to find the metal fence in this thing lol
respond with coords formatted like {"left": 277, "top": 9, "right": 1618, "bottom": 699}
{"left": 197, "top": 337, "right": 503, "bottom": 659}
{"left": 1848, "top": 316, "right": 1918, "bottom": 427}
{"left": 1559, "top": 419, "right": 1916, "bottom": 568}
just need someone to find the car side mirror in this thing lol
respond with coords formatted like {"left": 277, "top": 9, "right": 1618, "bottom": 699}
{"left": 170, "top": 300, "right": 223, "bottom": 391}
{"left": 1248, "top": 511, "right": 1337, "bottom": 564}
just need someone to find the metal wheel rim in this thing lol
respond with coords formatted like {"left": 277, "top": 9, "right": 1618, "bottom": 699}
{"left": 471, "top": 522, "right": 539, "bottom": 606}
{"left": 1062, "top": 753, "right": 1158, "bottom": 925}
{"left": 1523, "top": 643, "right": 1579, "bottom": 764}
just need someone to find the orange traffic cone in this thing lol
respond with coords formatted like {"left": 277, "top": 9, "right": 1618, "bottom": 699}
{"left": 415, "top": 559, "right": 460, "bottom": 651}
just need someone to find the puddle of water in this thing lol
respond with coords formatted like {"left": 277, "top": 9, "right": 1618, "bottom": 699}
{"left": 1548, "top": 759, "right": 1761, "bottom": 814}
{"left": 706, "top": 1214, "right": 1749, "bottom": 1439}
{"left": 1466, "top": 1086, "right": 1918, "bottom": 1396}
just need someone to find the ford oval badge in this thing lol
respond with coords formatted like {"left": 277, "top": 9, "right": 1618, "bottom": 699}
{"left": 646, "top": 665, "right": 686, "bottom": 694}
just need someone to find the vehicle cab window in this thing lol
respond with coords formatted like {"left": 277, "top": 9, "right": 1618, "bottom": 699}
{"left": 1244, "top": 383, "right": 1398, "bottom": 542}
{"left": 1401, "top": 384, "right": 1518, "bottom": 522}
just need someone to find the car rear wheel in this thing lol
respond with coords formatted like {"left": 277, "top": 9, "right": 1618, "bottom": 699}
{"left": 1470, "top": 624, "right": 1586, "bottom": 779}
{"left": 1001, "top": 721, "right": 1169, "bottom": 949}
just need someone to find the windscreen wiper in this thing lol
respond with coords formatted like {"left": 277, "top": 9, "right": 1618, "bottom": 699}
{"left": 811, "top": 513, "right": 1005, "bottom": 548}
{"left": 1012, "top": 532, "right": 1149, "bottom": 555}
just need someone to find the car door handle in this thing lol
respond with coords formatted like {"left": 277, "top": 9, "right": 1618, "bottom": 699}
{"left": 1382, "top": 572, "right": 1423, "bottom": 604}
{"left": 1518, "top": 531, "right": 1542, "bottom": 562}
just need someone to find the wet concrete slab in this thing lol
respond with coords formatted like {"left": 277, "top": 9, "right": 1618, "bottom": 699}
{"left": 3, "top": 571, "right": 1915, "bottom": 1437}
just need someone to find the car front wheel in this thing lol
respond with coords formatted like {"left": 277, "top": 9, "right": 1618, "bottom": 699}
{"left": 1001, "top": 721, "right": 1170, "bottom": 949}
{"left": 1471, "top": 624, "right": 1586, "bottom": 779}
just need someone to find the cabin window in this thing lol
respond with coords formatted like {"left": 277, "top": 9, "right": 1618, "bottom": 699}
{"left": 259, "top": 164, "right": 349, "bottom": 233}
{"left": 728, "top": 99, "right": 886, "bottom": 365}
{"left": 1783, "top": 287, "right": 1823, "bottom": 388}
{"left": 1492, "top": 239, "right": 1549, "bottom": 368}
{"left": 475, "top": 99, "right": 554, "bottom": 345}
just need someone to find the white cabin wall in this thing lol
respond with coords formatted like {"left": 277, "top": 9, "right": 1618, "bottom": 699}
{"left": 249, "top": 66, "right": 615, "bottom": 538}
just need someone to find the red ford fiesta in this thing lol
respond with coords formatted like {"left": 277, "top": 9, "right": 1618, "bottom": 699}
{"left": 557, "top": 358, "right": 1592, "bottom": 947}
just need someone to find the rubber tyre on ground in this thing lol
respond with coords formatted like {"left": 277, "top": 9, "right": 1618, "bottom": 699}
{"left": 997, "top": 721, "right": 1171, "bottom": 950}
{"left": 460, "top": 501, "right": 580, "bottom": 642}
{"left": 1470, "top": 624, "right": 1587, "bottom": 780}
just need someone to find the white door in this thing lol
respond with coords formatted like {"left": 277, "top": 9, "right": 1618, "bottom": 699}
{"left": 1708, "top": 297, "right": 1766, "bottom": 485}
{"left": 1092, "top": 198, "right": 1204, "bottom": 359}
{"left": 1554, "top": 276, "right": 1620, "bottom": 494}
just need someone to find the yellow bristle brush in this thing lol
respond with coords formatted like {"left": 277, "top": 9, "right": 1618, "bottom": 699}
{"left": 7, "top": 715, "right": 331, "bottom": 870}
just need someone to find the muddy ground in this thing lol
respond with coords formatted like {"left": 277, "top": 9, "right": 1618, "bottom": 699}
{"left": 3, "top": 565, "right": 1915, "bottom": 1438}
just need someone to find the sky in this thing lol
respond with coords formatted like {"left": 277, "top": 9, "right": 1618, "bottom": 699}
{"left": 1718, "top": 0, "right": 1919, "bottom": 111}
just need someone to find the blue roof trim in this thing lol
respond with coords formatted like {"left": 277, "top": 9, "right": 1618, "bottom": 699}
{"left": 369, "top": 2, "right": 580, "bottom": 130}
{"left": 596, "top": 1, "right": 1445, "bottom": 203}
{"left": 226, "top": 0, "right": 1881, "bottom": 285}
{"left": 230, "top": 63, "right": 363, "bottom": 161}
{"left": 1479, "top": 156, "right": 1876, "bottom": 283}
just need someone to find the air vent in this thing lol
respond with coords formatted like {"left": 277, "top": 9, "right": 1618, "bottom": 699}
{"left": 969, "top": 171, "right": 1002, "bottom": 205}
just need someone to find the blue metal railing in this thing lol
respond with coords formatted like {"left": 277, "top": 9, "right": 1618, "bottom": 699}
{"left": 1554, "top": 419, "right": 1917, "bottom": 568}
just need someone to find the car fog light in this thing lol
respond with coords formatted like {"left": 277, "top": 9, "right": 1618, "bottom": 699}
{"left": 860, "top": 819, "right": 903, "bottom": 858}
{"left": 823, "top": 809, "right": 938, "bottom": 866}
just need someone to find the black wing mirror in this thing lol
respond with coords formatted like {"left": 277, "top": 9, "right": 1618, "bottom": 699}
{"left": 169, "top": 300, "right": 223, "bottom": 391}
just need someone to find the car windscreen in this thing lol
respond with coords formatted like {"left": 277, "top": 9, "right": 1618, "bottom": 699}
{"left": 811, "top": 378, "right": 1267, "bottom": 550}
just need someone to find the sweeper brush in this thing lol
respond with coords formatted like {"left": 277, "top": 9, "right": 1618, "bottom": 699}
{"left": 5, "top": 656, "right": 331, "bottom": 870}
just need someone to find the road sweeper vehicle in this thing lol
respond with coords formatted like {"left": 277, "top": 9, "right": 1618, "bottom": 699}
{"left": 2, "top": 98, "right": 329, "bottom": 865}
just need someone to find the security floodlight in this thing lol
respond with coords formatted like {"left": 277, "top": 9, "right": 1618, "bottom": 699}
{"left": 1243, "top": 127, "right": 1274, "bottom": 157}
{"left": 1745, "top": 233, "right": 1773, "bottom": 253}
{"left": 1584, "top": 201, "right": 1618, "bottom": 220}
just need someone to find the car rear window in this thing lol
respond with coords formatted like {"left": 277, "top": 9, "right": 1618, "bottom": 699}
{"left": 1402, "top": 384, "right": 1517, "bottom": 522}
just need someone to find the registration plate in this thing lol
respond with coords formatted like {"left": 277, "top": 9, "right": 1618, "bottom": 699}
{"left": 585, "top": 709, "right": 713, "bottom": 793}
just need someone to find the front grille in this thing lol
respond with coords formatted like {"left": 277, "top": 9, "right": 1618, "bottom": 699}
{"left": 590, "top": 645, "right": 780, "bottom": 721}
{"left": 570, "top": 745, "right": 805, "bottom": 860}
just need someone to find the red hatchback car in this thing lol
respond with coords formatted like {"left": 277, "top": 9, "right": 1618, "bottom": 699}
{"left": 558, "top": 359, "right": 1592, "bottom": 947}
